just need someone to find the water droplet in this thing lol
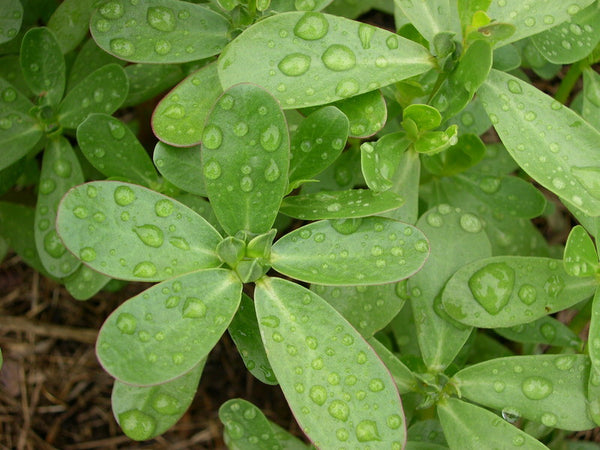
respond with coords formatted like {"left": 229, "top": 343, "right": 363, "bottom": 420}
{"left": 540, "top": 323, "right": 555, "bottom": 341}
{"left": 328, "top": 400, "right": 349, "bottom": 421}
{"left": 147, "top": 6, "right": 176, "bottom": 31}
{"left": 203, "top": 159, "right": 222, "bottom": 180}
{"left": 232, "top": 121, "right": 248, "bottom": 137}
{"left": 53, "top": 159, "right": 72, "bottom": 178}
{"left": 426, "top": 212, "right": 443, "bottom": 227}
{"left": 118, "top": 409, "right": 156, "bottom": 440}
{"left": 172, "top": 352, "right": 184, "bottom": 364}
{"left": 543, "top": 275, "right": 564, "bottom": 297}
{"left": 260, "top": 124, "right": 282, "bottom": 152}
{"left": 356, "top": 351, "right": 367, "bottom": 364}
{"left": 414, "top": 240, "right": 428, "bottom": 253}
{"left": 278, "top": 53, "right": 311, "bottom": 77}
{"left": 114, "top": 185, "right": 135, "bottom": 206}
{"left": 502, "top": 407, "right": 520, "bottom": 423}
{"left": 479, "top": 176, "right": 501, "bottom": 194}
{"left": 165, "top": 295, "right": 180, "bottom": 308}
{"left": 182, "top": 297, "right": 207, "bottom": 318}
{"left": 524, "top": 111, "right": 537, "bottom": 121}
{"left": 543, "top": 15, "right": 555, "bottom": 24}
{"left": 169, "top": 236, "right": 190, "bottom": 250}
{"left": 154, "top": 39, "right": 172, "bottom": 55}
{"left": 80, "top": 247, "right": 97, "bottom": 262}
{"left": 541, "top": 412, "right": 558, "bottom": 427}
{"left": 567, "top": 4, "right": 580, "bottom": 15}
{"left": 99, "top": 0, "right": 124, "bottom": 19}
{"left": 322, "top": 44, "right": 356, "bottom": 72}
{"left": 261, "top": 315, "right": 280, "bottom": 328}
{"left": 336, "top": 427, "right": 349, "bottom": 441}
{"left": 2, "top": 88, "right": 17, "bottom": 102}
{"left": 311, "top": 357, "right": 324, "bottom": 370}
{"left": 335, "top": 79, "right": 359, "bottom": 98}
{"left": 240, "top": 176, "right": 254, "bottom": 192}
{"left": 38, "top": 219, "right": 50, "bottom": 231}
{"left": 154, "top": 199, "right": 174, "bottom": 218}
{"left": 386, "top": 35, "right": 398, "bottom": 49}
{"left": 163, "top": 103, "right": 185, "bottom": 119}
{"left": 134, "top": 224, "right": 164, "bottom": 248}
{"left": 116, "top": 312, "right": 137, "bottom": 334}
{"left": 202, "top": 124, "right": 223, "bottom": 150}
{"left": 44, "top": 230, "right": 66, "bottom": 258}
{"left": 468, "top": 263, "right": 515, "bottom": 315}
{"left": 309, "top": 385, "right": 327, "bottom": 405}
{"left": 305, "top": 336, "right": 318, "bottom": 349}
{"left": 331, "top": 218, "right": 362, "bottom": 235}
{"left": 554, "top": 355, "right": 575, "bottom": 371}
{"left": 264, "top": 159, "right": 281, "bottom": 182}
{"left": 219, "top": 94, "right": 234, "bottom": 110}
{"left": 494, "top": 381, "right": 505, "bottom": 392}
{"left": 355, "top": 420, "right": 380, "bottom": 442}
{"left": 524, "top": 16, "right": 536, "bottom": 27}
{"left": 294, "top": 12, "right": 329, "bottom": 40}
{"left": 358, "top": 23, "right": 374, "bottom": 49}
{"left": 369, "top": 378, "right": 384, "bottom": 392}
{"left": 110, "top": 38, "right": 135, "bottom": 57}
{"left": 460, "top": 213, "right": 482, "bottom": 233}
{"left": 517, "top": 284, "right": 536, "bottom": 305}
{"left": 513, "top": 435, "right": 525, "bottom": 446}
{"left": 133, "top": 261, "right": 157, "bottom": 278}
{"left": 521, "top": 376, "right": 553, "bottom": 400}
{"left": 39, "top": 178, "right": 56, "bottom": 194}
{"left": 151, "top": 393, "right": 180, "bottom": 415}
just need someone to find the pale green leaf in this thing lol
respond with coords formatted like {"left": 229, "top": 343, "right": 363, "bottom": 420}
{"left": 367, "top": 336, "right": 419, "bottom": 394}
{"left": 56, "top": 181, "right": 222, "bottom": 282}
{"left": 394, "top": 0, "right": 461, "bottom": 42}
{"left": 451, "top": 354, "right": 595, "bottom": 431}
{"left": 588, "top": 290, "right": 600, "bottom": 371}
{"left": 218, "top": 11, "right": 434, "bottom": 109}
{"left": 563, "top": 225, "right": 599, "bottom": 277}
{"left": 494, "top": 315, "right": 582, "bottom": 348}
{"left": 583, "top": 67, "right": 600, "bottom": 131}
{"left": 301, "top": 146, "right": 362, "bottom": 193}
{"left": 90, "top": 0, "right": 229, "bottom": 63}
{"left": 272, "top": 217, "right": 429, "bottom": 285}
{"left": 255, "top": 277, "right": 407, "bottom": 448}
{"left": 202, "top": 84, "right": 289, "bottom": 235}
{"left": 220, "top": 398, "right": 281, "bottom": 449}
{"left": 361, "top": 132, "right": 411, "bottom": 193}
{"left": 113, "top": 359, "right": 205, "bottom": 440}
{"left": 64, "top": 264, "right": 111, "bottom": 301}
{"left": 380, "top": 149, "right": 420, "bottom": 224}
{"left": 97, "top": 269, "right": 241, "bottom": 385}
{"left": 442, "top": 256, "right": 597, "bottom": 328}
{"left": 152, "top": 63, "right": 222, "bottom": 147}
{"left": 479, "top": 69, "right": 600, "bottom": 216}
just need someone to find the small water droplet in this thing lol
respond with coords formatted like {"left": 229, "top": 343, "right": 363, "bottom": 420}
{"left": 567, "top": 4, "right": 580, "bottom": 15}
{"left": 554, "top": 355, "right": 575, "bottom": 371}
{"left": 240, "top": 176, "right": 254, "bottom": 192}
{"left": 133, "top": 261, "right": 157, "bottom": 278}
{"left": 278, "top": 53, "right": 311, "bottom": 77}
{"left": 460, "top": 213, "right": 482, "bottom": 233}
{"left": 427, "top": 212, "right": 443, "bottom": 228}
{"left": 154, "top": 199, "right": 174, "bottom": 217}
{"left": 2, "top": 88, "right": 17, "bottom": 102}
{"left": 369, "top": 378, "right": 384, "bottom": 392}
{"left": 99, "top": 0, "right": 124, "bottom": 19}
{"left": 151, "top": 393, "right": 180, "bottom": 414}
{"left": 169, "top": 236, "right": 190, "bottom": 251}
{"left": 118, "top": 409, "right": 156, "bottom": 440}
{"left": 261, "top": 315, "right": 280, "bottom": 328}
{"left": 468, "top": 263, "right": 515, "bottom": 314}
{"left": 182, "top": 297, "right": 207, "bottom": 318}
{"left": 202, "top": 124, "right": 223, "bottom": 149}
{"left": 322, "top": 44, "right": 356, "bottom": 72}
{"left": 309, "top": 385, "right": 327, "bottom": 405}
{"left": 517, "top": 284, "right": 536, "bottom": 305}
{"left": 294, "top": 12, "right": 329, "bottom": 40}
{"left": 355, "top": 420, "right": 380, "bottom": 442}
{"left": 358, "top": 23, "right": 374, "bottom": 49}
{"left": 114, "top": 185, "right": 135, "bottom": 206}
{"left": 335, "top": 78, "right": 359, "bottom": 98}
{"left": 479, "top": 176, "right": 501, "bottom": 194}
{"left": 163, "top": 103, "right": 185, "bottom": 119}
{"left": 541, "top": 412, "right": 558, "bottom": 427}
{"left": 328, "top": 400, "right": 349, "bottom": 421}
{"left": 524, "top": 16, "right": 536, "bottom": 27}
{"left": 80, "top": 247, "right": 97, "bottom": 262}
{"left": 203, "top": 159, "right": 222, "bottom": 180}
{"left": 110, "top": 38, "right": 135, "bottom": 57}
{"left": 134, "top": 224, "right": 164, "bottom": 248}
{"left": 494, "top": 381, "right": 506, "bottom": 392}
{"left": 264, "top": 159, "right": 281, "bottom": 182}
{"left": 544, "top": 274, "right": 565, "bottom": 297}
{"left": 172, "top": 352, "right": 184, "bottom": 364}
{"left": 39, "top": 178, "right": 56, "bottom": 194}
{"left": 44, "top": 230, "right": 66, "bottom": 258}
{"left": 53, "top": 159, "right": 72, "bottom": 178}
{"left": 521, "top": 376, "right": 553, "bottom": 400}
{"left": 502, "top": 407, "right": 520, "bottom": 423}
{"left": 232, "top": 121, "right": 249, "bottom": 137}
{"left": 116, "top": 312, "right": 137, "bottom": 334}
{"left": 386, "top": 35, "right": 398, "bottom": 49}
{"left": 154, "top": 39, "right": 172, "bottom": 55}
{"left": 260, "top": 124, "right": 282, "bottom": 152}
{"left": 147, "top": 6, "right": 176, "bottom": 31}
{"left": 525, "top": 111, "right": 537, "bottom": 121}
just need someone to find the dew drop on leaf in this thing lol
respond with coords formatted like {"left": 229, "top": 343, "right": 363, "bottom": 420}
{"left": 114, "top": 185, "right": 136, "bottom": 206}
{"left": 99, "top": 0, "right": 124, "bottom": 19}
{"left": 543, "top": 275, "right": 565, "bottom": 298}
{"left": 2, "top": 88, "right": 17, "bottom": 102}
{"left": 116, "top": 312, "right": 137, "bottom": 334}
{"left": 355, "top": 420, "right": 380, "bottom": 442}
{"left": 53, "top": 159, "right": 72, "bottom": 178}
{"left": 133, "top": 224, "right": 164, "bottom": 248}
{"left": 146, "top": 6, "right": 176, "bottom": 32}
{"left": 328, "top": 400, "right": 349, "bottom": 421}
{"left": 260, "top": 124, "right": 282, "bottom": 152}
{"left": 426, "top": 212, "right": 443, "bottom": 227}
{"left": 154, "top": 199, "right": 174, "bottom": 217}
{"left": 240, "top": 176, "right": 254, "bottom": 192}
{"left": 44, "top": 230, "right": 66, "bottom": 258}
{"left": 163, "top": 104, "right": 185, "bottom": 119}
{"left": 119, "top": 409, "right": 156, "bottom": 440}
{"left": 80, "top": 247, "right": 97, "bottom": 262}
{"left": 202, "top": 124, "right": 223, "bottom": 149}
{"left": 294, "top": 12, "right": 329, "bottom": 40}
{"left": 169, "top": 236, "right": 190, "bottom": 250}
{"left": 151, "top": 393, "right": 180, "bottom": 414}
{"left": 203, "top": 159, "right": 222, "bottom": 180}
{"left": 109, "top": 38, "right": 135, "bottom": 57}
{"left": 264, "top": 159, "right": 281, "bottom": 182}
{"left": 386, "top": 35, "right": 398, "bottom": 49}
{"left": 468, "top": 263, "right": 515, "bottom": 314}
{"left": 541, "top": 412, "right": 558, "bottom": 427}
{"left": 39, "top": 178, "right": 56, "bottom": 194}
{"left": 335, "top": 79, "right": 359, "bottom": 98}
{"left": 309, "top": 385, "right": 327, "bottom": 405}
{"left": 517, "top": 284, "right": 536, "bottom": 305}
{"left": 278, "top": 53, "right": 311, "bottom": 77}
{"left": 182, "top": 297, "right": 207, "bottom": 318}
{"left": 133, "top": 261, "right": 157, "bottom": 278}
{"left": 554, "top": 355, "right": 575, "bottom": 371}
{"left": 321, "top": 45, "right": 356, "bottom": 72}
{"left": 459, "top": 213, "right": 482, "bottom": 233}
{"left": 521, "top": 376, "right": 553, "bottom": 400}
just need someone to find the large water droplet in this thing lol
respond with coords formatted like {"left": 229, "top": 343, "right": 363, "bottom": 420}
{"left": 203, "top": 159, "right": 222, "bottom": 180}
{"left": 328, "top": 400, "right": 349, "bottom": 421}
{"left": 521, "top": 376, "right": 553, "bottom": 400}
{"left": 479, "top": 176, "right": 501, "bottom": 194}
{"left": 44, "top": 230, "right": 66, "bottom": 258}
{"left": 543, "top": 274, "right": 565, "bottom": 298}
{"left": 331, "top": 218, "right": 362, "bottom": 235}
{"left": 260, "top": 124, "right": 282, "bottom": 152}
{"left": 202, "top": 124, "right": 223, "bottom": 150}
{"left": 294, "top": 12, "right": 329, "bottom": 40}
{"left": 116, "top": 312, "right": 137, "bottom": 334}
{"left": 182, "top": 297, "right": 207, "bottom": 318}
{"left": 133, "top": 261, "right": 157, "bottom": 278}
{"left": 134, "top": 224, "right": 164, "bottom": 248}
{"left": 119, "top": 409, "right": 157, "bottom": 440}
{"left": 99, "top": 0, "right": 124, "bottom": 19}
{"left": 147, "top": 6, "right": 176, "bottom": 32}
{"left": 321, "top": 45, "right": 356, "bottom": 72}
{"left": 355, "top": 420, "right": 380, "bottom": 442}
{"left": 110, "top": 38, "right": 135, "bottom": 57}
{"left": 309, "top": 385, "right": 327, "bottom": 405}
{"left": 460, "top": 213, "right": 482, "bottom": 233}
{"left": 155, "top": 199, "right": 174, "bottom": 217}
{"left": 278, "top": 53, "right": 311, "bottom": 77}
{"left": 114, "top": 185, "right": 136, "bottom": 206}
{"left": 468, "top": 263, "right": 515, "bottom": 314}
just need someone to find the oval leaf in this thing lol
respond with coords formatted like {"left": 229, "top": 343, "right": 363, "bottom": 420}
{"left": 438, "top": 398, "right": 549, "bottom": 449}
{"left": 0, "top": 0, "right": 23, "bottom": 44}
{"left": 113, "top": 359, "right": 206, "bottom": 440}
{"left": 202, "top": 83, "right": 289, "bottom": 236}
{"left": 588, "top": 290, "right": 600, "bottom": 371}
{"left": 361, "top": 132, "right": 411, "bottom": 193}
{"left": 271, "top": 217, "right": 429, "bottom": 285}
{"left": 64, "top": 264, "right": 111, "bottom": 301}
{"left": 219, "top": 399, "right": 282, "bottom": 449}
{"left": 56, "top": 181, "right": 222, "bottom": 281}
{"left": 442, "top": 256, "right": 597, "bottom": 328}
{"left": 153, "top": 142, "right": 205, "bottom": 196}
{"left": 97, "top": 269, "right": 241, "bottom": 385}
{"left": 395, "top": 0, "right": 461, "bottom": 42}
{"left": 218, "top": 11, "right": 433, "bottom": 109}
{"left": 452, "top": 354, "right": 595, "bottom": 431}
{"left": 77, "top": 113, "right": 159, "bottom": 186}
{"left": 255, "top": 277, "right": 407, "bottom": 448}
{"left": 479, "top": 69, "right": 600, "bottom": 216}
{"left": 47, "top": 0, "right": 96, "bottom": 54}
{"left": 494, "top": 315, "right": 582, "bottom": 349}
{"left": 152, "top": 63, "right": 222, "bottom": 147}
{"left": 90, "top": 0, "right": 229, "bottom": 63}
{"left": 35, "top": 137, "right": 84, "bottom": 278}
{"left": 563, "top": 225, "right": 599, "bottom": 278}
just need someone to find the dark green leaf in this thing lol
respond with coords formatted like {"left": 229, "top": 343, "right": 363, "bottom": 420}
{"left": 47, "top": 0, "right": 96, "bottom": 54}
{"left": 422, "top": 134, "right": 486, "bottom": 177}
{"left": 0, "top": 0, "right": 23, "bottom": 44}
{"left": 123, "top": 63, "right": 183, "bottom": 107}
{"left": 67, "top": 38, "right": 126, "bottom": 90}
{"left": 494, "top": 315, "right": 582, "bottom": 349}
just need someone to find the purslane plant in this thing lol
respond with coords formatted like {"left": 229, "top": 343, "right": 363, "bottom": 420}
{"left": 1, "top": 0, "right": 600, "bottom": 448}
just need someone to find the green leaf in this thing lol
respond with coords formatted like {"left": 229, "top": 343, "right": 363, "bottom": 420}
{"left": 77, "top": 114, "right": 159, "bottom": 186}
{"left": 280, "top": 189, "right": 404, "bottom": 220}
{"left": 487, "top": 0, "right": 595, "bottom": 47}
{"left": 438, "top": 397, "right": 549, "bottom": 449}
{"left": 312, "top": 282, "right": 407, "bottom": 337}
{"left": 228, "top": 293, "right": 277, "bottom": 385}
{"left": 410, "top": 205, "right": 491, "bottom": 372}
{"left": 531, "top": 2, "right": 600, "bottom": 64}
{"left": 324, "top": 0, "right": 385, "bottom": 19}
{"left": 90, "top": 0, "right": 230, "bottom": 63}
{"left": 394, "top": 0, "right": 461, "bottom": 42}
{"left": 67, "top": 38, "right": 126, "bottom": 90}
{"left": 58, "top": 64, "right": 129, "bottom": 129}
{"left": 452, "top": 354, "right": 595, "bottom": 431}
{"left": 288, "top": 105, "right": 348, "bottom": 191}
{"left": 113, "top": 359, "right": 206, "bottom": 440}
{"left": 588, "top": 289, "right": 600, "bottom": 371}
{"left": 367, "top": 336, "right": 419, "bottom": 394}
{"left": 255, "top": 277, "right": 407, "bottom": 448}
{"left": 0, "top": 78, "right": 44, "bottom": 171}
{"left": 322, "top": 90, "right": 387, "bottom": 138}
{"left": 479, "top": 69, "right": 600, "bottom": 216}
{"left": 0, "top": 55, "right": 33, "bottom": 97}
{"left": 47, "top": 0, "right": 96, "bottom": 54}
{"left": 202, "top": 84, "right": 289, "bottom": 236}
{"left": 220, "top": 398, "right": 282, "bottom": 449}
{"left": 56, "top": 181, "right": 222, "bottom": 282}
{"left": 302, "top": 146, "right": 362, "bottom": 193}
{"left": 442, "top": 256, "right": 597, "bottom": 328}
{"left": 564, "top": 225, "right": 599, "bottom": 278}
{"left": 20, "top": 27, "right": 65, "bottom": 105}
{"left": 152, "top": 63, "right": 222, "bottom": 147}
{"left": 421, "top": 134, "right": 486, "bottom": 177}
{"left": 457, "top": 0, "right": 491, "bottom": 34}
{"left": 64, "top": 264, "right": 111, "bottom": 301}
{"left": 588, "top": 365, "right": 600, "bottom": 427}
{"left": 97, "top": 268, "right": 241, "bottom": 385}
{"left": 403, "top": 104, "right": 442, "bottom": 131}
{"left": 271, "top": 217, "right": 429, "bottom": 285}
{"left": 492, "top": 44, "right": 521, "bottom": 71}
{"left": 295, "top": 0, "right": 333, "bottom": 10}
{"left": 583, "top": 67, "right": 600, "bottom": 132}
{"left": 380, "top": 149, "right": 421, "bottom": 224}
{"left": 35, "top": 137, "right": 84, "bottom": 278}
{"left": 218, "top": 11, "right": 434, "bottom": 109}
{"left": 0, "top": 0, "right": 23, "bottom": 44}
{"left": 153, "top": 142, "right": 206, "bottom": 196}
{"left": 414, "top": 125, "right": 459, "bottom": 155}
{"left": 123, "top": 63, "right": 183, "bottom": 108}
{"left": 494, "top": 315, "right": 582, "bottom": 349}
{"left": 407, "top": 418, "right": 447, "bottom": 447}
{"left": 361, "top": 132, "right": 411, "bottom": 193}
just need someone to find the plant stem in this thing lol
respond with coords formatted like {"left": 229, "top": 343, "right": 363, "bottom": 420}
{"left": 554, "top": 61, "right": 587, "bottom": 104}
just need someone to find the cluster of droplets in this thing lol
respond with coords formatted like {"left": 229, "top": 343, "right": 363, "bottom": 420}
{"left": 0, "top": 87, "right": 25, "bottom": 132}
{"left": 260, "top": 291, "right": 403, "bottom": 447}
